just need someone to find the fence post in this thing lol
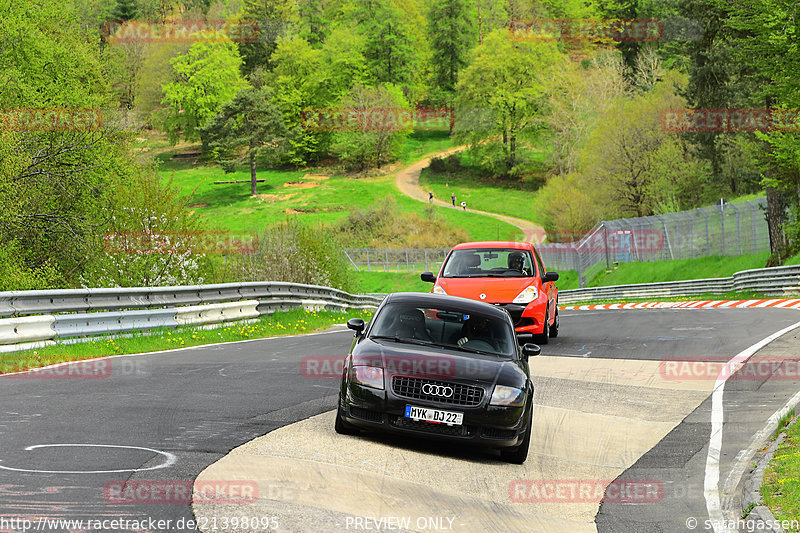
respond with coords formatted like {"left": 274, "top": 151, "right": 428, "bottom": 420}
{"left": 749, "top": 200, "right": 758, "bottom": 254}
{"left": 702, "top": 208, "right": 710, "bottom": 256}
{"left": 424, "top": 249, "right": 429, "bottom": 271}
{"left": 689, "top": 216, "right": 694, "bottom": 258}
{"left": 720, "top": 202, "right": 726, "bottom": 256}
{"left": 366, "top": 249, "right": 370, "bottom": 272}
{"left": 405, "top": 249, "right": 410, "bottom": 273}
{"left": 385, "top": 248, "right": 389, "bottom": 272}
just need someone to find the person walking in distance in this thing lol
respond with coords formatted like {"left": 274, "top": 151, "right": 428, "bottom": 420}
{"left": 460, "top": 201, "right": 467, "bottom": 210}
{"left": 429, "top": 191, "right": 434, "bottom": 203}
{"left": 451, "top": 192, "right": 456, "bottom": 207}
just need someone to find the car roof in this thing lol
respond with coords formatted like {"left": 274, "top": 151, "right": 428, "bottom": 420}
{"left": 452, "top": 241, "right": 533, "bottom": 251}
{"left": 384, "top": 292, "right": 511, "bottom": 321}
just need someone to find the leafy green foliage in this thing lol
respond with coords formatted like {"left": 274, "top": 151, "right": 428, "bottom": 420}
{"left": 200, "top": 79, "right": 289, "bottom": 195}
{"left": 227, "top": 219, "right": 355, "bottom": 292}
{"left": 456, "top": 29, "right": 564, "bottom": 177}
{"left": 161, "top": 40, "right": 248, "bottom": 143}
{"left": 331, "top": 84, "right": 412, "bottom": 170}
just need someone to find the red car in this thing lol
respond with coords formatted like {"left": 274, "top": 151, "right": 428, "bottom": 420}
{"left": 421, "top": 242, "right": 559, "bottom": 344}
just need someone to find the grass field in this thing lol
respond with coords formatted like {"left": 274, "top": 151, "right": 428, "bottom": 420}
{"left": 418, "top": 152, "right": 546, "bottom": 226}
{"left": 762, "top": 417, "right": 800, "bottom": 526}
{"left": 0, "top": 308, "right": 372, "bottom": 375}
{"left": 155, "top": 131, "right": 518, "bottom": 242}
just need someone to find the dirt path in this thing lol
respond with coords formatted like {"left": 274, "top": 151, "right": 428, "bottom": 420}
{"left": 394, "top": 147, "right": 547, "bottom": 243}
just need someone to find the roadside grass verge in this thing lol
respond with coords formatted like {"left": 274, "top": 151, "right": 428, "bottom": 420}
{"left": 585, "top": 253, "right": 771, "bottom": 287}
{"left": 352, "top": 271, "right": 432, "bottom": 293}
{"left": 762, "top": 414, "right": 800, "bottom": 526}
{"left": 0, "top": 308, "right": 373, "bottom": 375}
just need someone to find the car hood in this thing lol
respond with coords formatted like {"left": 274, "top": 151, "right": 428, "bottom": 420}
{"left": 352, "top": 338, "right": 528, "bottom": 386}
{"left": 437, "top": 277, "right": 534, "bottom": 303}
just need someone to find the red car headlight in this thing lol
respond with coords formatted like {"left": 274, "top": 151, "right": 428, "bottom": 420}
{"left": 512, "top": 286, "right": 538, "bottom": 304}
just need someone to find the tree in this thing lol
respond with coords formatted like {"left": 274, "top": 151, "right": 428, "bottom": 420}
{"left": 161, "top": 40, "right": 248, "bottom": 143}
{"left": 714, "top": 0, "right": 800, "bottom": 261}
{"left": 580, "top": 77, "right": 708, "bottom": 217}
{"left": 112, "top": 0, "right": 137, "bottom": 20}
{"left": 426, "top": 0, "right": 474, "bottom": 134}
{"left": 331, "top": 84, "right": 413, "bottom": 171}
{"left": 354, "top": 0, "right": 417, "bottom": 88}
{"left": 0, "top": 0, "right": 132, "bottom": 283}
{"left": 200, "top": 81, "right": 289, "bottom": 196}
{"left": 545, "top": 49, "right": 628, "bottom": 176}
{"left": 456, "top": 29, "right": 563, "bottom": 177}
{"left": 269, "top": 35, "right": 327, "bottom": 166}
{"left": 239, "top": 0, "right": 298, "bottom": 75}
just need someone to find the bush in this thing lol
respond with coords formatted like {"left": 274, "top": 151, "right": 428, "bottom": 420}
{"left": 80, "top": 166, "right": 214, "bottom": 288}
{"left": 226, "top": 220, "right": 355, "bottom": 292}
{"left": 0, "top": 242, "right": 64, "bottom": 291}
{"left": 333, "top": 196, "right": 469, "bottom": 248}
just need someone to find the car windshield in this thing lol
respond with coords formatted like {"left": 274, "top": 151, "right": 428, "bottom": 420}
{"left": 441, "top": 248, "right": 536, "bottom": 278}
{"left": 369, "top": 302, "right": 516, "bottom": 358}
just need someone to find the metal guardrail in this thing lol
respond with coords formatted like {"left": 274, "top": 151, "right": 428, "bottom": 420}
{"left": 0, "top": 282, "right": 385, "bottom": 351}
{"left": 559, "top": 265, "right": 800, "bottom": 304}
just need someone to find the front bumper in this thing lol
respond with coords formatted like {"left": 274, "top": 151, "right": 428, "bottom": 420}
{"left": 492, "top": 303, "right": 545, "bottom": 334}
{"left": 340, "top": 380, "right": 529, "bottom": 448}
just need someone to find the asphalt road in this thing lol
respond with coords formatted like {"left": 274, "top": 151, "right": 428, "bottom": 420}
{"left": 0, "top": 309, "right": 798, "bottom": 532}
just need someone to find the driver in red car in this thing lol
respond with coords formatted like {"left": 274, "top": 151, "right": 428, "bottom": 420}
{"left": 507, "top": 252, "right": 529, "bottom": 276}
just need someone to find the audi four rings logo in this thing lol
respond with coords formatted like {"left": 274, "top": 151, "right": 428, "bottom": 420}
{"left": 422, "top": 383, "right": 454, "bottom": 397}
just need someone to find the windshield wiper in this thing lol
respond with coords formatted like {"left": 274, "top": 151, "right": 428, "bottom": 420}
{"left": 450, "top": 344, "right": 500, "bottom": 356}
{"left": 369, "top": 335, "right": 434, "bottom": 347}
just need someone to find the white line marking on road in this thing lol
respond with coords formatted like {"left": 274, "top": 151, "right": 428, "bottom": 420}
{"left": 0, "top": 444, "right": 177, "bottom": 474}
{"left": 704, "top": 321, "right": 800, "bottom": 533}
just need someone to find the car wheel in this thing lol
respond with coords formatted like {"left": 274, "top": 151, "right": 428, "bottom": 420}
{"left": 537, "top": 309, "right": 550, "bottom": 345}
{"left": 549, "top": 309, "right": 559, "bottom": 338}
{"left": 334, "top": 399, "right": 359, "bottom": 435}
{"left": 500, "top": 413, "right": 532, "bottom": 464}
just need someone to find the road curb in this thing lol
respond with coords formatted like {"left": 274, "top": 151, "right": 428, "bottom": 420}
{"left": 742, "top": 418, "right": 798, "bottom": 533}
{"left": 561, "top": 299, "right": 800, "bottom": 311}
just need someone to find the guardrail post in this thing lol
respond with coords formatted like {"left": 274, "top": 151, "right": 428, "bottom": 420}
{"left": 720, "top": 203, "right": 726, "bottom": 256}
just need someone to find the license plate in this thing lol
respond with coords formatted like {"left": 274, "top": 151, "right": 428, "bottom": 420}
{"left": 404, "top": 405, "right": 463, "bottom": 426}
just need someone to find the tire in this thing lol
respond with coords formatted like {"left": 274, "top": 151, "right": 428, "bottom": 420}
{"left": 501, "top": 412, "right": 532, "bottom": 464}
{"left": 537, "top": 309, "right": 549, "bottom": 345}
{"left": 549, "top": 309, "right": 559, "bottom": 338}
{"left": 334, "top": 400, "right": 359, "bottom": 435}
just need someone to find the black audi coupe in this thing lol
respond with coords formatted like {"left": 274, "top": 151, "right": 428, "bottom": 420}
{"left": 335, "top": 292, "right": 540, "bottom": 464}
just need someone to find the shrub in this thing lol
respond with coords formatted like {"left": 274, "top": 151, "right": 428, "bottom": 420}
{"left": 226, "top": 220, "right": 355, "bottom": 292}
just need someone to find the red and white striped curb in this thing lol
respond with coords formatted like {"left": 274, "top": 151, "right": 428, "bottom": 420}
{"left": 559, "top": 299, "right": 800, "bottom": 311}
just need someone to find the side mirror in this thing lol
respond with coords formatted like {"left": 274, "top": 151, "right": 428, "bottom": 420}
{"left": 522, "top": 343, "right": 541, "bottom": 360}
{"left": 347, "top": 318, "right": 365, "bottom": 333}
{"left": 420, "top": 272, "right": 436, "bottom": 283}
{"left": 543, "top": 271, "right": 559, "bottom": 283}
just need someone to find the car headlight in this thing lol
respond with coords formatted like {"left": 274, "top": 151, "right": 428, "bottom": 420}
{"left": 490, "top": 385, "right": 525, "bottom": 407}
{"left": 350, "top": 366, "right": 385, "bottom": 390}
{"left": 512, "top": 286, "right": 538, "bottom": 304}
{"left": 433, "top": 285, "right": 447, "bottom": 295}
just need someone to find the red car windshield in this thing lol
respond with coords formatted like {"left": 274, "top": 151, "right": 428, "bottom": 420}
{"left": 441, "top": 249, "right": 536, "bottom": 278}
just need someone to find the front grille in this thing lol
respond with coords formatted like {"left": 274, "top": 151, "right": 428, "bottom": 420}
{"left": 349, "top": 406, "right": 383, "bottom": 423}
{"left": 392, "top": 377, "right": 484, "bottom": 407}
{"left": 390, "top": 415, "right": 473, "bottom": 437}
{"left": 482, "top": 427, "right": 517, "bottom": 440}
